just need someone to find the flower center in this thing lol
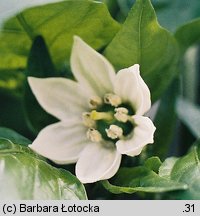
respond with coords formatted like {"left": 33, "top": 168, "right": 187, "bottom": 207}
{"left": 82, "top": 93, "right": 135, "bottom": 143}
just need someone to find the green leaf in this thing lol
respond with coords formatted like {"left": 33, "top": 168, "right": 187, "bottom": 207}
{"left": 102, "top": 162, "right": 187, "bottom": 194}
{"left": 144, "top": 156, "right": 162, "bottom": 173}
{"left": 175, "top": 19, "right": 200, "bottom": 53}
{"left": 26, "top": 36, "right": 56, "bottom": 77}
{"left": 104, "top": 0, "right": 179, "bottom": 101}
{"left": 152, "top": 79, "right": 179, "bottom": 160}
{"left": 0, "top": 0, "right": 120, "bottom": 71}
{"left": 107, "top": 0, "right": 169, "bottom": 21}
{"left": 24, "top": 36, "right": 57, "bottom": 134}
{"left": 0, "top": 127, "right": 30, "bottom": 146}
{"left": 0, "top": 0, "right": 62, "bottom": 27}
{"left": 182, "top": 46, "right": 199, "bottom": 101}
{"left": 176, "top": 98, "right": 200, "bottom": 138}
{"left": 0, "top": 138, "right": 87, "bottom": 200}
{"left": 159, "top": 143, "right": 200, "bottom": 199}
{"left": 159, "top": 157, "right": 178, "bottom": 179}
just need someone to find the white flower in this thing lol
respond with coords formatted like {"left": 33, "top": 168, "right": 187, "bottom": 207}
{"left": 28, "top": 36, "right": 156, "bottom": 183}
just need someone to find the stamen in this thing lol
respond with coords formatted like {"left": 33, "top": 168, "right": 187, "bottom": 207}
{"left": 82, "top": 112, "right": 96, "bottom": 128}
{"left": 87, "top": 128, "right": 102, "bottom": 142}
{"left": 114, "top": 107, "right": 129, "bottom": 123}
{"left": 104, "top": 93, "right": 122, "bottom": 107}
{"left": 90, "top": 110, "right": 113, "bottom": 121}
{"left": 106, "top": 125, "right": 123, "bottom": 139}
{"left": 89, "top": 95, "right": 102, "bottom": 108}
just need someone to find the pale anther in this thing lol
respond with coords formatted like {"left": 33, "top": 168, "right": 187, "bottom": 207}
{"left": 114, "top": 107, "right": 129, "bottom": 123}
{"left": 87, "top": 128, "right": 102, "bottom": 142}
{"left": 82, "top": 112, "right": 96, "bottom": 128}
{"left": 104, "top": 93, "right": 122, "bottom": 107}
{"left": 106, "top": 125, "right": 123, "bottom": 139}
{"left": 89, "top": 96, "right": 102, "bottom": 108}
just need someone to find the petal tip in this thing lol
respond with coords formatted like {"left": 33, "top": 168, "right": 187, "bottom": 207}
{"left": 27, "top": 76, "right": 34, "bottom": 84}
{"left": 73, "top": 35, "right": 84, "bottom": 46}
{"left": 75, "top": 168, "right": 93, "bottom": 184}
{"left": 129, "top": 64, "right": 140, "bottom": 74}
{"left": 28, "top": 141, "right": 40, "bottom": 152}
{"left": 28, "top": 143, "right": 33, "bottom": 149}
{"left": 27, "top": 76, "right": 40, "bottom": 88}
{"left": 75, "top": 144, "right": 121, "bottom": 184}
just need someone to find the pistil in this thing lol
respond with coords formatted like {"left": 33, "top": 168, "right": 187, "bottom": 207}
{"left": 84, "top": 94, "right": 135, "bottom": 143}
{"left": 90, "top": 110, "right": 113, "bottom": 121}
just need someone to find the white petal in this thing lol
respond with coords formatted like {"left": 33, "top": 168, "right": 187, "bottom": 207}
{"left": 28, "top": 77, "right": 88, "bottom": 120}
{"left": 70, "top": 36, "right": 116, "bottom": 97}
{"left": 29, "top": 118, "right": 90, "bottom": 164}
{"left": 116, "top": 115, "right": 156, "bottom": 156}
{"left": 114, "top": 64, "right": 151, "bottom": 115}
{"left": 76, "top": 142, "right": 121, "bottom": 183}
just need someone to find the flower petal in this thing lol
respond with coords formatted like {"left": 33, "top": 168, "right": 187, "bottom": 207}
{"left": 29, "top": 118, "right": 90, "bottom": 164}
{"left": 114, "top": 64, "right": 151, "bottom": 115}
{"left": 28, "top": 77, "right": 88, "bottom": 120}
{"left": 70, "top": 36, "right": 116, "bottom": 97}
{"left": 116, "top": 115, "right": 156, "bottom": 157}
{"left": 76, "top": 142, "right": 121, "bottom": 183}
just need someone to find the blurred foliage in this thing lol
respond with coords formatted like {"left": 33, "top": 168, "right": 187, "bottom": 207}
{"left": 0, "top": 69, "right": 24, "bottom": 97}
{"left": 176, "top": 98, "right": 200, "bottom": 139}
{"left": 175, "top": 19, "right": 200, "bottom": 53}
{"left": 152, "top": 79, "right": 179, "bottom": 160}
{"left": 0, "top": 92, "right": 31, "bottom": 136}
{"left": 0, "top": 0, "right": 200, "bottom": 200}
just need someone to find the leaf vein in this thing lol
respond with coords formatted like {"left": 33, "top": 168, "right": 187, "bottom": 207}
{"left": 16, "top": 13, "right": 34, "bottom": 40}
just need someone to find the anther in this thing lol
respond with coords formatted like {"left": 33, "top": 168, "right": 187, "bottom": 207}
{"left": 87, "top": 128, "right": 102, "bottom": 142}
{"left": 89, "top": 96, "right": 102, "bottom": 108}
{"left": 104, "top": 93, "right": 122, "bottom": 107}
{"left": 114, "top": 107, "right": 129, "bottom": 123}
{"left": 106, "top": 125, "right": 123, "bottom": 139}
{"left": 82, "top": 112, "right": 96, "bottom": 128}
